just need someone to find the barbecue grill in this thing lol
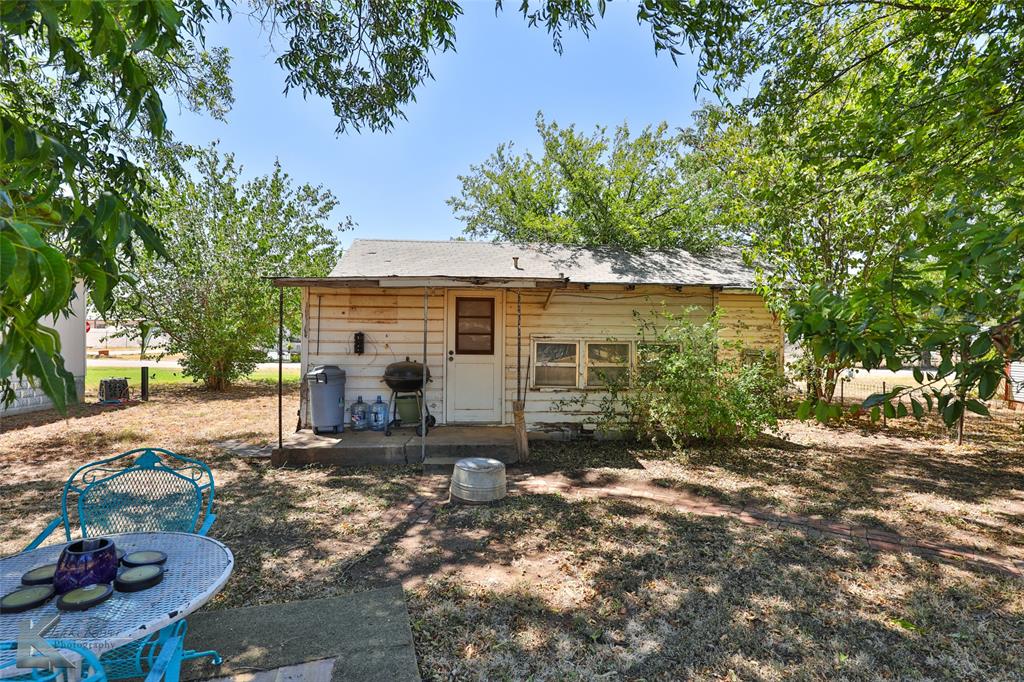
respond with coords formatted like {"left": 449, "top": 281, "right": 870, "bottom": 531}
{"left": 382, "top": 358, "right": 436, "bottom": 436}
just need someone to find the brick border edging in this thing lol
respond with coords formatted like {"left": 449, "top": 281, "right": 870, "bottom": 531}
{"left": 381, "top": 476, "right": 449, "bottom": 527}
{"left": 515, "top": 475, "right": 1024, "bottom": 580}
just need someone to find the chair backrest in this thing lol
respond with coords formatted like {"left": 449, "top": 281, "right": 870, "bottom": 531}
{"left": 0, "top": 640, "right": 107, "bottom": 682}
{"left": 60, "top": 448, "right": 215, "bottom": 539}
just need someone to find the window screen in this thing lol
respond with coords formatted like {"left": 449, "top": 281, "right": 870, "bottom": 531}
{"left": 534, "top": 342, "right": 578, "bottom": 387}
{"left": 586, "top": 342, "right": 630, "bottom": 387}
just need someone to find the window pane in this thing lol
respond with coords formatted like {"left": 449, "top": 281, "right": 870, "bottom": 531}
{"left": 457, "top": 299, "right": 492, "bottom": 317}
{"left": 537, "top": 342, "right": 576, "bottom": 364}
{"left": 587, "top": 366, "right": 628, "bottom": 387}
{"left": 457, "top": 333, "right": 492, "bottom": 352}
{"left": 458, "top": 317, "right": 493, "bottom": 334}
{"left": 588, "top": 343, "right": 629, "bottom": 365}
{"left": 536, "top": 366, "right": 577, "bottom": 386}
{"left": 637, "top": 343, "right": 676, "bottom": 365}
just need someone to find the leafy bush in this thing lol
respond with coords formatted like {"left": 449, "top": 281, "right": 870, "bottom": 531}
{"left": 115, "top": 148, "right": 345, "bottom": 390}
{"left": 580, "top": 310, "right": 787, "bottom": 447}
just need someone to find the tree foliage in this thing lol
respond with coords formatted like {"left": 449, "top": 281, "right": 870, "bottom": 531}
{"left": 1, "top": 0, "right": 232, "bottom": 410}
{"left": 722, "top": 1, "right": 1024, "bottom": 424}
{"left": 683, "top": 104, "right": 904, "bottom": 402}
{"left": 611, "top": 1, "right": 1024, "bottom": 424}
{"left": 118, "top": 147, "right": 345, "bottom": 390}
{"left": 448, "top": 113, "right": 727, "bottom": 252}
{"left": 0, "top": 0, "right": 473, "bottom": 410}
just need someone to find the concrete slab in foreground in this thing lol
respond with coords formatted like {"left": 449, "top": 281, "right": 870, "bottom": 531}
{"left": 272, "top": 425, "right": 518, "bottom": 467}
{"left": 183, "top": 586, "right": 420, "bottom": 682}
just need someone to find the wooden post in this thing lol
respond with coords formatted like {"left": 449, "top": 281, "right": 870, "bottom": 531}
{"left": 140, "top": 366, "right": 149, "bottom": 401}
{"left": 882, "top": 381, "right": 887, "bottom": 428}
{"left": 958, "top": 404, "right": 965, "bottom": 445}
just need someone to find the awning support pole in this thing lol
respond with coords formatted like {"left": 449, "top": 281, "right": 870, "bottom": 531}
{"left": 514, "top": 289, "right": 529, "bottom": 461}
{"left": 421, "top": 286, "right": 428, "bottom": 464}
{"left": 278, "top": 286, "right": 284, "bottom": 451}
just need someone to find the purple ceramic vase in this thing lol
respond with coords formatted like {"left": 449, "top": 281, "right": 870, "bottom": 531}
{"left": 53, "top": 538, "right": 118, "bottom": 595}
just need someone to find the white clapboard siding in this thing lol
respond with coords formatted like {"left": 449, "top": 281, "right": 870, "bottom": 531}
{"left": 301, "top": 287, "right": 445, "bottom": 426}
{"left": 297, "top": 284, "right": 781, "bottom": 431}
{"left": 500, "top": 286, "right": 781, "bottom": 429}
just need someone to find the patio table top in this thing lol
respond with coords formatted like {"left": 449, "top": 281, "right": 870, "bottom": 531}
{"left": 0, "top": 531, "right": 232, "bottom": 665}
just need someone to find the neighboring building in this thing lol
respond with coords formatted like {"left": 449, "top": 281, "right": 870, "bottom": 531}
{"left": 274, "top": 239, "right": 783, "bottom": 435}
{"left": 86, "top": 319, "right": 169, "bottom": 353}
{"left": 2, "top": 283, "right": 87, "bottom": 416}
{"left": 1007, "top": 361, "right": 1024, "bottom": 407}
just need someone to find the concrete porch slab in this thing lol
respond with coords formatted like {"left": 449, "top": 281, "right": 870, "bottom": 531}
{"left": 183, "top": 586, "right": 420, "bottom": 682}
{"left": 272, "top": 425, "right": 518, "bottom": 467}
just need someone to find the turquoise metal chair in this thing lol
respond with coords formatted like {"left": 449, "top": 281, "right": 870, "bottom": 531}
{"left": 24, "top": 448, "right": 221, "bottom": 679}
{"left": 1, "top": 632, "right": 185, "bottom": 682}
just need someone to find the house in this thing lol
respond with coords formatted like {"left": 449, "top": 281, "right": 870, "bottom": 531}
{"left": 2, "top": 282, "right": 87, "bottom": 416}
{"left": 273, "top": 239, "right": 782, "bottom": 437}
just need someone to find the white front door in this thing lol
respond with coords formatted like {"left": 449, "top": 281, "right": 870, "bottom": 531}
{"left": 445, "top": 290, "right": 503, "bottom": 423}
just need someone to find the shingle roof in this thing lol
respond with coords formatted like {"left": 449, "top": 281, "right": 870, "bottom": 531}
{"left": 328, "top": 239, "right": 755, "bottom": 288}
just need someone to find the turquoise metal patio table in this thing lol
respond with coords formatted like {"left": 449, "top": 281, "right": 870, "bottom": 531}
{"left": 0, "top": 532, "right": 233, "bottom": 677}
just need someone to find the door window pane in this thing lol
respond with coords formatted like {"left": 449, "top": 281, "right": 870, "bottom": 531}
{"left": 455, "top": 297, "right": 494, "bottom": 354}
{"left": 458, "top": 317, "right": 493, "bottom": 334}
{"left": 457, "top": 299, "right": 493, "bottom": 317}
{"left": 457, "top": 334, "right": 492, "bottom": 352}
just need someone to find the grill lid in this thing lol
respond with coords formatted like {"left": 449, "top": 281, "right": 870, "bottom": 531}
{"left": 384, "top": 357, "right": 430, "bottom": 382}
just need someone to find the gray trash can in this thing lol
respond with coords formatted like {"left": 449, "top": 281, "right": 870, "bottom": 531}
{"left": 307, "top": 365, "right": 346, "bottom": 435}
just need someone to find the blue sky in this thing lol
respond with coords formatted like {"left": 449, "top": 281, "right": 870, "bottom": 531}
{"left": 167, "top": 2, "right": 710, "bottom": 248}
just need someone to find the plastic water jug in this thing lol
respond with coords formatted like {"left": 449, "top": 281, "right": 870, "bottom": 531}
{"left": 369, "top": 395, "right": 389, "bottom": 432}
{"left": 350, "top": 396, "right": 369, "bottom": 431}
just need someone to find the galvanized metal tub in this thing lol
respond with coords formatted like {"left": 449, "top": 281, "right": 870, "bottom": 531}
{"left": 450, "top": 457, "right": 507, "bottom": 503}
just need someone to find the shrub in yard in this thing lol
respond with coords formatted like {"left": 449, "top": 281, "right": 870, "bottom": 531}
{"left": 582, "top": 310, "right": 787, "bottom": 447}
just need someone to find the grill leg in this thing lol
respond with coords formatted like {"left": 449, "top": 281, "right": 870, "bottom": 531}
{"left": 385, "top": 389, "right": 397, "bottom": 436}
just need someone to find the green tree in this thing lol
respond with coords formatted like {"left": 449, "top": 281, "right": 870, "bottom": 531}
{"left": 448, "top": 113, "right": 727, "bottom": 252}
{"left": 555, "top": 1, "right": 1022, "bottom": 423}
{"left": 117, "top": 147, "right": 345, "bottom": 390}
{"left": 713, "top": 1, "right": 1024, "bottom": 423}
{"left": 1, "top": 1, "right": 234, "bottom": 409}
{"left": 683, "top": 105, "right": 905, "bottom": 403}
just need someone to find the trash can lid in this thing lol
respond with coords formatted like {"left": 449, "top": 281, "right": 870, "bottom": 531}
{"left": 307, "top": 365, "right": 346, "bottom": 382}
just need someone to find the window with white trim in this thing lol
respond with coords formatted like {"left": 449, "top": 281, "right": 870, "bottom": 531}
{"left": 585, "top": 341, "right": 630, "bottom": 387}
{"left": 534, "top": 341, "right": 579, "bottom": 387}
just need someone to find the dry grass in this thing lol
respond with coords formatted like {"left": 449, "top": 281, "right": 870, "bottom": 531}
{"left": 2, "top": 387, "right": 1023, "bottom": 680}
{"left": 407, "top": 495, "right": 1024, "bottom": 680}
{"left": 528, "top": 408, "right": 1024, "bottom": 561}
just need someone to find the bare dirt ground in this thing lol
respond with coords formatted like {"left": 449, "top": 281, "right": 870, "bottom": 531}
{"left": 2, "top": 387, "right": 1022, "bottom": 680}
